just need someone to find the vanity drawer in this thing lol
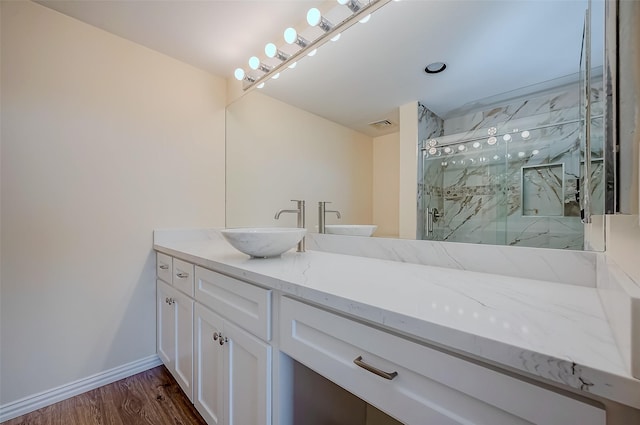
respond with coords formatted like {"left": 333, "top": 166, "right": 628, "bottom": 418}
{"left": 279, "top": 297, "right": 605, "bottom": 425}
{"left": 156, "top": 252, "right": 173, "bottom": 283}
{"left": 195, "top": 266, "right": 271, "bottom": 341}
{"left": 172, "top": 258, "right": 195, "bottom": 297}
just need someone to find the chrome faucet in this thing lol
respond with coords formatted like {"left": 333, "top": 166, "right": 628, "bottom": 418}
{"left": 318, "top": 201, "right": 341, "bottom": 234}
{"left": 274, "top": 200, "right": 306, "bottom": 252}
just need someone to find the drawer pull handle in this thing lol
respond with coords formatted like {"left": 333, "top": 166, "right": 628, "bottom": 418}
{"left": 353, "top": 356, "right": 398, "bottom": 380}
{"left": 159, "top": 264, "right": 169, "bottom": 270}
{"left": 176, "top": 272, "right": 189, "bottom": 279}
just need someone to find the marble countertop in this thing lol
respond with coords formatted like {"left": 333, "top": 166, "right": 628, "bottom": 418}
{"left": 154, "top": 230, "right": 640, "bottom": 409}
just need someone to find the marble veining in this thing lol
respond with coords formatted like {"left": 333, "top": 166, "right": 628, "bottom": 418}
{"left": 306, "top": 233, "right": 597, "bottom": 287}
{"left": 419, "top": 83, "right": 606, "bottom": 249}
{"left": 153, "top": 229, "right": 639, "bottom": 409}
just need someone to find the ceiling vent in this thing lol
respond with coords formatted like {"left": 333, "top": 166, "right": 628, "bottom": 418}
{"left": 368, "top": 119, "right": 395, "bottom": 129}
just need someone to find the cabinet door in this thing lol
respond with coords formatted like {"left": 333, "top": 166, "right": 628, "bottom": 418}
{"left": 173, "top": 289, "right": 194, "bottom": 402}
{"left": 157, "top": 280, "right": 175, "bottom": 370}
{"left": 225, "top": 320, "right": 272, "bottom": 425}
{"left": 194, "top": 303, "right": 226, "bottom": 425}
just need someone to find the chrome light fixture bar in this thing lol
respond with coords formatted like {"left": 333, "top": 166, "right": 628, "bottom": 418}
{"left": 237, "top": 0, "right": 391, "bottom": 91}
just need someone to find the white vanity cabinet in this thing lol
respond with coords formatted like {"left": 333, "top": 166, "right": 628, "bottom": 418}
{"left": 156, "top": 279, "right": 194, "bottom": 401}
{"left": 193, "top": 266, "right": 272, "bottom": 425}
{"left": 279, "top": 297, "right": 606, "bottom": 425}
{"left": 194, "top": 302, "right": 272, "bottom": 425}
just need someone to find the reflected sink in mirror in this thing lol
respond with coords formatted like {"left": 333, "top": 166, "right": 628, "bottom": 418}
{"left": 220, "top": 228, "right": 306, "bottom": 258}
{"left": 324, "top": 225, "right": 378, "bottom": 237}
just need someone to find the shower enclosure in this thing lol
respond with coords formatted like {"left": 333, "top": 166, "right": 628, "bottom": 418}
{"left": 417, "top": 1, "right": 605, "bottom": 250}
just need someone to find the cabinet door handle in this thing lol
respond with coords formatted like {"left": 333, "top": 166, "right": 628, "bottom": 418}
{"left": 176, "top": 272, "right": 189, "bottom": 279}
{"left": 165, "top": 297, "right": 169, "bottom": 304}
{"left": 159, "top": 264, "right": 169, "bottom": 270}
{"left": 213, "top": 332, "right": 228, "bottom": 345}
{"left": 353, "top": 356, "right": 398, "bottom": 380}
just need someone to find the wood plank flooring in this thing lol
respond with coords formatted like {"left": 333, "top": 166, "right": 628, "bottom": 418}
{"left": 3, "top": 366, "right": 207, "bottom": 425}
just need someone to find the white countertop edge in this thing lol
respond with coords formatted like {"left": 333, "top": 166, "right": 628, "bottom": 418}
{"left": 153, "top": 242, "right": 640, "bottom": 408}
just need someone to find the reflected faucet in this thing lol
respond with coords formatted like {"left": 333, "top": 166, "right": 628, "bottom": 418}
{"left": 318, "top": 201, "right": 341, "bottom": 234}
{"left": 275, "top": 200, "right": 306, "bottom": 252}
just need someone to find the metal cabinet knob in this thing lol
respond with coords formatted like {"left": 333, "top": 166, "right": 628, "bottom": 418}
{"left": 213, "top": 332, "right": 228, "bottom": 345}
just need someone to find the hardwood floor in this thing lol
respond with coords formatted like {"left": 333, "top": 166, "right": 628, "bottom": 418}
{"left": 3, "top": 366, "right": 207, "bottom": 425}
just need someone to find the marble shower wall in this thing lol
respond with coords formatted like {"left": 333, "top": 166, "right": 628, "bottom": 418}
{"left": 419, "top": 83, "right": 605, "bottom": 249}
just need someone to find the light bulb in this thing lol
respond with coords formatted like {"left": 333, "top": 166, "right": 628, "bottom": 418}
{"left": 359, "top": 14, "right": 371, "bottom": 23}
{"left": 265, "top": 43, "right": 277, "bottom": 58}
{"left": 503, "top": 134, "right": 512, "bottom": 142}
{"left": 532, "top": 149, "right": 540, "bottom": 155}
{"left": 521, "top": 130, "right": 531, "bottom": 140}
{"left": 248, "top": 56, "right": 260, "bottom": 70}
{"left": 307, "top": 8, "right": 321, "bottom": 26}
{"left": 331, "top": 33, "right": 341, "bottom": 42}
{"left": 472, "top": 141, "right": 481, "bottom": 149}
{"left": 337, "top": 0, "right": 349, "bottom": 4}
{"left": 272, "top": 73, "right": 280, "bottom": 80}
{"left": 257, "top": 82, "right": 265, "bottom": 89}
{"left": 457, "top": 144, "right": 466, "bottom": 151}
{"left": 307, "top": 48, "right": 318, "bottom": 57}
{"left": 234, "top": 68, "right": 245, "bottom": 81}
{"left": 487, "top": 136, "right": 497, "bottom": 145}
{"left": 284, "top": 27, "right": 297, "bottom": 44}
{"left": 288, "top": 61, "right": 297, "bottom": 69}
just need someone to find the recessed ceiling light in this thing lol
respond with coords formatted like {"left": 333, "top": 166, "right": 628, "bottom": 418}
{"left": 425, "top": 62, "right": 447, "bottom": 74}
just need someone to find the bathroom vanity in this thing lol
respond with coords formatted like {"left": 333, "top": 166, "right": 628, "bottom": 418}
{"left": 153, "top": 229, "right": 640, "bottom": 425}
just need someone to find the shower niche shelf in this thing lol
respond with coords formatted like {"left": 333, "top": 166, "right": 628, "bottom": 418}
{"left": 521, "top": 163, "right": 565, "bottom": 217}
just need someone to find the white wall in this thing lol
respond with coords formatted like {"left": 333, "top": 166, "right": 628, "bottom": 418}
{"left": 372, "top": 132, "right": 400, "bottom": 238}
{"left": 225, "top": 91, "right": 372, "bottom": 230}
{"left": 0, "top": 0, "right": 226, "bottom": 406}
{"left": 399, "top": 101, "right": 418, "bottom": 239}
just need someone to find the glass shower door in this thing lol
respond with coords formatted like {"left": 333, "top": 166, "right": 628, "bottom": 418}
{"left": 418, "top": 136, "right": 508, "bottom": 244}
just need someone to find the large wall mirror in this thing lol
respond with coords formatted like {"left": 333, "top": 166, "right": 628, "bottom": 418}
{"left": 226, "top": 0, "right": 624, "bottom": 252}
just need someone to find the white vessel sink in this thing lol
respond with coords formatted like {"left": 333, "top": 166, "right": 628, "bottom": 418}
{"left": 220, "top": 227, "right": 306, "bottom": 258}
{"left": 324, "top": 225, "right": 377, "bottom": 237}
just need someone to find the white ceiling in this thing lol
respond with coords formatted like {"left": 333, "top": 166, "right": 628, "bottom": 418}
{"left": 37, "top": 0, "right": 600, "bottom": 137}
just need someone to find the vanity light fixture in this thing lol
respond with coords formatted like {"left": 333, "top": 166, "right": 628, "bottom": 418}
{"left": 234, "top": 0, "right": 392, "bottom": 88}
{"left": 284, "top": 27, "right": 309, "bottom": 47}
{"left": 248, "top": 56, "right": 260, "bottom": 70}
{"left": 307, "top": 8, "right": 334, "bottom": 32}
{"left": 338, "top": 0, "right": 363, "bottom": 13}
{"left": 265, "top": 43, "right": 290, "bottom": 61}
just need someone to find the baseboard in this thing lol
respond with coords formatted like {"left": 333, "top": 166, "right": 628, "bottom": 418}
{"left": 0, "top": 354, "right": 162, "bottom": 423}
